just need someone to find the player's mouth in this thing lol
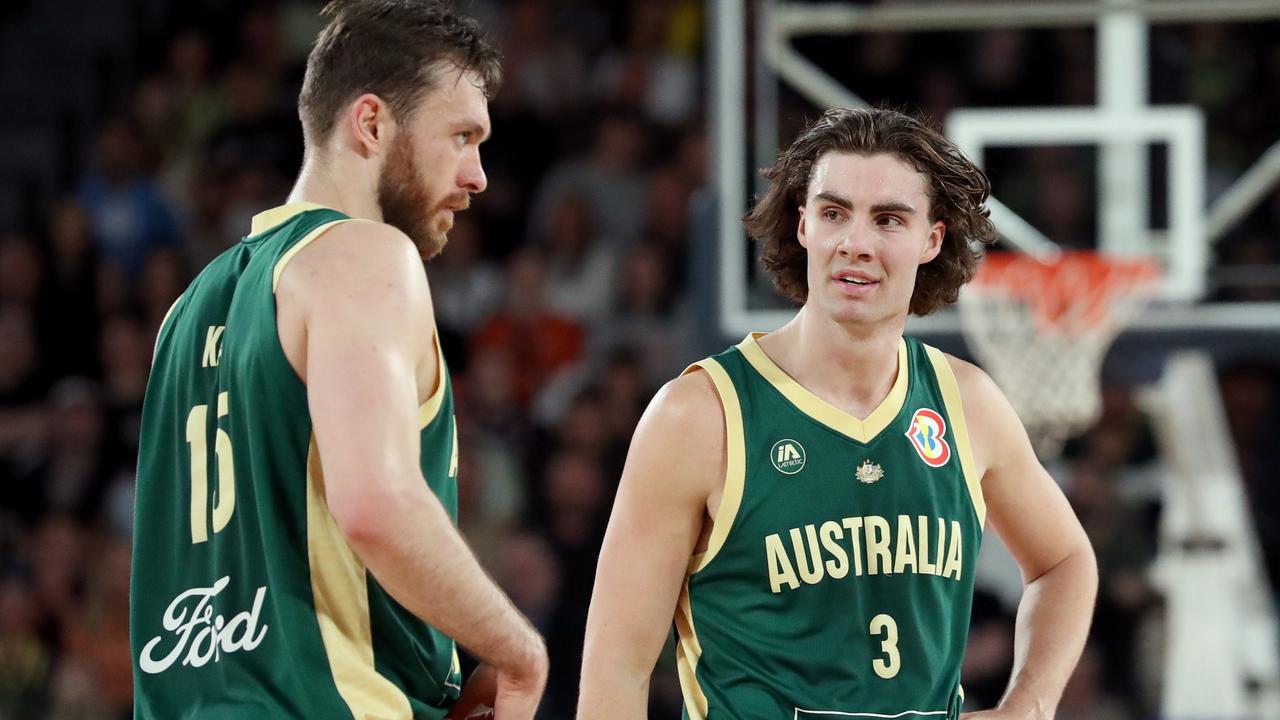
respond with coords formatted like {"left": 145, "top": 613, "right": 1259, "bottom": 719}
{"left": 438, "top": 199, "right": 468, "bottom": 226}
{"left": 833, "top": 270, "right": 879, "bottom": 295}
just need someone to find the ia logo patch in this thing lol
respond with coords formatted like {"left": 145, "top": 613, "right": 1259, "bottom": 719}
{"left": 770, "top": 439, "right": 806, "bottom": 475}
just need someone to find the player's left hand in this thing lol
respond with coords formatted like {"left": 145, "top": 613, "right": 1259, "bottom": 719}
{"left": 445, "top": 664, "right": 498, "bottom": 720}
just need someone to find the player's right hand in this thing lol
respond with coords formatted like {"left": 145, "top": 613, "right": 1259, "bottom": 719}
{"left": 492, "top": 640, "right": 549, "bottom": 720}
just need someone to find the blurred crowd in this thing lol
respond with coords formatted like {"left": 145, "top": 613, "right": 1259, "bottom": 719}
{"left": 1, "top": 2, "right": 1279, "bottom": 719}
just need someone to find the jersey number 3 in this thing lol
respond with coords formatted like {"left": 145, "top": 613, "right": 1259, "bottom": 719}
{"left": 186, "top": 392, "right": 236, "bottom": 543}
{"left": 870, "top": 613, "right": 901, "bottom": 679}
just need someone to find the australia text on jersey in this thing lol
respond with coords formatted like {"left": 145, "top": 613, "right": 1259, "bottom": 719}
{"left": 765, "top": 514, "right": 965, "bottom": 593}
{"left": 139, "top": 576, "right": 270, "bottom": 674}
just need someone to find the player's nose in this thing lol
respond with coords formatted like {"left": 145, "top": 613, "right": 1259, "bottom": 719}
{"left": 836, "top": 221, "right": 875, "bottom": 259}
{"left": 459, "top": 151, "right": 487, "bottom": 194}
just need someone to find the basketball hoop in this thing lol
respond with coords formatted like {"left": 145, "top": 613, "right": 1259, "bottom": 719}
{"left": 957, "top": 251, "right": 1161, "bottom": 458}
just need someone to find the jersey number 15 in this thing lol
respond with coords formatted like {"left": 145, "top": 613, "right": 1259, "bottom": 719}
{"left": 186, "top": 392, "right": 236, "bottom": 543}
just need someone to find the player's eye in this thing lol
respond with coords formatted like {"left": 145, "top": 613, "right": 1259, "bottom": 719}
{"left": 823, "top": 208, "right": 843, "bottom": 222}
{"left": 878, "top": 215, "right": 903, "bottom": 227}
{"left": 454, "top": 131, "right": 472, "bottom": 146}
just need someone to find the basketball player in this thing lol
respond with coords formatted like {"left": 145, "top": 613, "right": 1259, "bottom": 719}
{"left": 578, "top": 108, "right": 1098, "bottom": 719}
{"left": 130, "top": 2, "right": 546, "bottom": 718}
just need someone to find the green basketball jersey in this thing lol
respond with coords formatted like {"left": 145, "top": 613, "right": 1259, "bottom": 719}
{"left": 131, "top": 202, "right": 462, "bottom": 719}
{"left": 674, "top": 334, "right": 986, "bottom": 720}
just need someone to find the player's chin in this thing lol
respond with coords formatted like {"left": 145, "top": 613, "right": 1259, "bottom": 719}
{"left": 419, "top": 228, "right": 450, "bottom": 260}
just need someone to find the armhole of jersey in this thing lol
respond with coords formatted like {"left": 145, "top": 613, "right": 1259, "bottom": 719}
{"left": 270, "top": 218, "right": 360, "bottom": 293}
{"left": 418, "top": 330, "right": 447, "bottom": 429}
{"left": 271, "top": 216, "right": 447, "bottom": 430}
{"left": 683, "top": 358, "right": 747, "bottom": 574}
{"left": 924, "top": 345, "right": 986, "bottom": 528}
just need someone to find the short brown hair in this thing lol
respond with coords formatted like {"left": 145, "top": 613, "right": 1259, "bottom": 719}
{"left": 743, "top": 107, "right": 996, "bottom": 316}
{"left": 298, "top": 0, "right": 502, "bottom": 146}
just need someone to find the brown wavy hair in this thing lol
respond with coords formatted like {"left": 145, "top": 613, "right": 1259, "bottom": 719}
{"left": 743, "top": 107, "right": 996, "bottom": 316}
{"left": 299, "top": 0, "right": 502, "bottom": 146}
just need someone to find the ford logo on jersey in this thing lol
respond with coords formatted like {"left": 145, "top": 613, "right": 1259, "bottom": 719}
{"left": 139, "top": 576, "right": 269, "bottom": 674}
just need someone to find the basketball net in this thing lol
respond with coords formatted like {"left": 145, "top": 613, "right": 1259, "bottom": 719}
{"left": 957, "top": 251, "right": 1161, "bottom": 458}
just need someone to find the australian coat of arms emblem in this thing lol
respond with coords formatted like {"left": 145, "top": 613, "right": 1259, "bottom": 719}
{"left": 856, "top": 459, "right": 884, "bottom": 484}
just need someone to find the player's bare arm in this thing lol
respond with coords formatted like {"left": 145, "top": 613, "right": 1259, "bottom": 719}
{"left": 577, "top": 369, "right": 725, "bottom": 719}
{"left": 949, "top": 356, "right": 1099, "bottom": 720}
{"left": 278, "top": 220, "right": 547, "bottom": 717}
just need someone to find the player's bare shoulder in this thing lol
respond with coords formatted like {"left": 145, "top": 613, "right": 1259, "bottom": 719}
{"left": 651, "top": 368, "right": 723, "bottom": 430}
{"left": 622, "top": 367, "right": 726, "bottom": 503}
{"left": 278, "top": 219, "right": 427, "bottom": 302}
{"left": 941, "top": 353, "right": 1002, "bottom": 408}
{"left": 940, "top": 351, "right": 1027, "bottom": 478}
{"left": 274, "top": 219, "right": 434, "bottom": 380}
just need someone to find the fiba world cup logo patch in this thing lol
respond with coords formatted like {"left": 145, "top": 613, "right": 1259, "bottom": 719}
{"left": 905, "top": 408, "right": 951, "bottom": 468}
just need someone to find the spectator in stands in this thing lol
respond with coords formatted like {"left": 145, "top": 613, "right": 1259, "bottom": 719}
{"left": 589, "top": 0, "right": 699, "bottom": 126}
{"left": 541, "top": 192, "right": 618, "bottom": 324}
{"left": 136, "top": 247, "right": 188, "bottom": 333}
{"left": 0, "top": 305, "right": 47, "bottom": 478}
{"left": 0, "top": 235, "right": 43, "bottom": 308}
{"left": 539, "top": 449, "right": 608, "bottom": 718}
{"left": 496, "top": 0, "right": 588, "bottom": 118}
{"left": 0, "top": 575, "right": 52, "bottom": 717}
{"left": 529, "top": 111, "right": 651, "bottom": 245}
{"left": 1065, "top": 459, "right": 1156, "bottom": 702}
{"left": 1056, "top": 644, "right": 1133, "bottom": 720}
{"left": 591, "top": 242, "right": 692, "bottom": 384}
{"left": 645, "top": 161, "right": 694, "bottom": 263}
{"left": 497, "top": 530, "right": 563, "bottom": 637}
{"left": 97, "top": 314, "right": 149, "bottom": 460}
{"left": 960, "top": 591, "right": 1017, "bottom": 711}
{"left": 472, "top": 246, "right": 585, "bottom": 409}
{"left": 54, "top": 536, "right": 132, "bottom": 720}
{"left": 428, "top": 214, "right": 503, "bottom": 334}
{"left": 42, "top": 200, "right": 103, "bottom": 380}
{"left": 77, "top": 118, "right": 180, "bottom": 279}
{"left": 17, "top": 380, "right": 113, "bottom": 526}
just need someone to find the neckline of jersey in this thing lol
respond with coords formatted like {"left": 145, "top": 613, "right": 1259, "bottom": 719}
{"left": 736, "top": 332, "right": 909, "bottom": 444}
{"left": 248, "top": 201, "right": 334, "bottom": 238}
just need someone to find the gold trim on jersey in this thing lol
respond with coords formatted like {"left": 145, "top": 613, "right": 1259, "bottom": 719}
{"left": 271, "top": 219, "right": 358, "bottom": 292}
{"left": 418, "top": 331, "right": 448, "bottom": 429}
{"left": 681, "top": 358, "right": 747, "bottom": 575}
{"left": 250, "top": 201, "right": 330, "bottom": 236}
{"left": 672, "top": 359, "right": 741, "bottom": 719}
{"left": 305, "top": 436, "right": 413, "bottom": 717}
{"left": 152, "top": 295, "right": 183, "bottom": 362}
{"left": 737, "top": 333, "right": 909, "bottom": 444}
{"left": 674, "top": 580, "right": 709, "bottom": 719}
{"left": 924, "top": 346, "right": 986, "bottom": 528}
{"left": 261, "top": 204, "right": 447, "bottom": 430}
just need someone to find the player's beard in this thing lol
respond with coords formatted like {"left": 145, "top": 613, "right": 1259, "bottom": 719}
{"left": 377, "top": 132, "right": 453, "bottom": 261}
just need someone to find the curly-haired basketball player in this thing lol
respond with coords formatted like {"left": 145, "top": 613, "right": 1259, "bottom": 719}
{"left": 579, "top": 107, "right": 1097, "bottom": 719}
{"left": 130, "top": 3, "right": 545, "bottom": 718}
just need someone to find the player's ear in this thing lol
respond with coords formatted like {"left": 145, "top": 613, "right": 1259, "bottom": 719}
{"left": 347, "top": 93, "right": 393, "bottom": 158}
{"left": 796, "top": 206, "right": 810, "bottom": 249}
{"left": 920, "top": 221, "right": 945, "bottom": 264}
